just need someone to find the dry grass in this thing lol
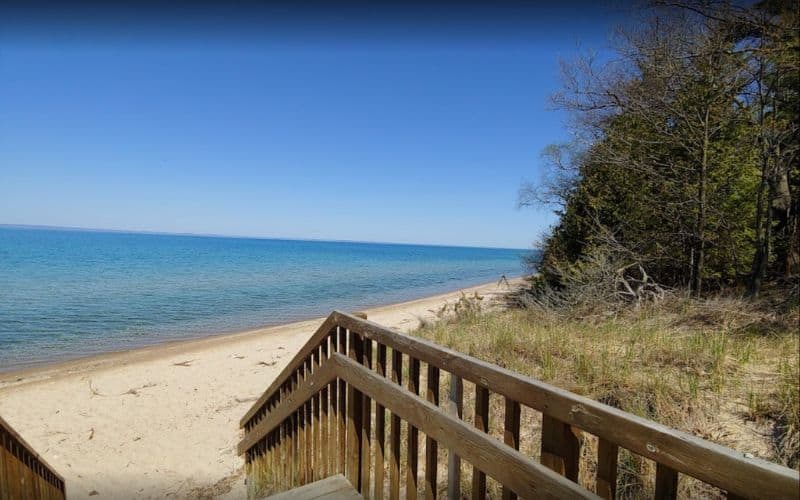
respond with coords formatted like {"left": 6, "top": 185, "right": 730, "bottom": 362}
{"left": 247, "top": 289, "right": 798, "bottom": 499}
{"left": 411, "top": 293, "right": 799, "bottom": 498}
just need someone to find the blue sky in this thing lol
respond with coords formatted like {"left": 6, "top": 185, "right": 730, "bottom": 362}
{"left": 0, "top": 2, "right": 623, "bottom": 249}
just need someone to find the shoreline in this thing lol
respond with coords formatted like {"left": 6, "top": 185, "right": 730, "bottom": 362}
{"left": 0, "top": 277, "right": 523, "bottom": 499}
{"left": 0, "top": 276, "right": 525, "bottom": 383}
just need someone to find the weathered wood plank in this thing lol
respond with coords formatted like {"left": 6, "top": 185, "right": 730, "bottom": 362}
{"left": 361, "top": 338, "right": 373, "bottom": 498}
{"left": 654, "top": 463, "right": 678, "bottom": 500}
{"left": 321, "top": 339, "right": 330, "bottom": 479}
{"left": 291, "top": 372, "right": 300, "bottom": 487}
{"left": 374, "top": 343, "right": 388, "bottom": 500}
{"left": 389, "top": 350, "right": 403, "bottom": 500}
{"left": 268, "top": 474, "right": 363, "bottom": 500}
{"left": 502, "top": 397, "right": 521, "bottom": 500}
{"left": 338, "top": 327, "right": 348, "bottom": 475}
{"left": 302, "top": 359, "right": 311, "bottom": 484}
{"left": 471, "top": 385, "right": 490, "bottom": 500}
{"left": 425, "top": 365, "right": 440, "bottom": 500}
{"left": 313, "top": 348, "right": 322, "bottom": 482}
{"left": 348, "top": 331, "right": 365, "bottom": 490}
{"left": 596, "top": 438, "right": 618, "bottom": 499}
{"left": 446, "top": 375, "right": 463, "bottom": 500}
{"left": 541, "top": 415, "right": 580, "bottom": 482}
{"left": 407, "top": 357, "right": 421, "bottom": 500}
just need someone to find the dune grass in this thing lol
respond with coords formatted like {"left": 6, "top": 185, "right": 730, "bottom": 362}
{"left": 412, "top": 293, "right": 799, "bottom": 498}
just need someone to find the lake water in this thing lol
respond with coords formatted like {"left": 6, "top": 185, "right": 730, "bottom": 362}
{"left": 0, "top": 226, "right": 528, "bottom": 371}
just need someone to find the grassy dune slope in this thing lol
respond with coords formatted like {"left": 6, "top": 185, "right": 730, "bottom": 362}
{"left": 413, "top": 294, "right": 799, "bottom": 498}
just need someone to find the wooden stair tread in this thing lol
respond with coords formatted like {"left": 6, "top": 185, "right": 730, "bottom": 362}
{"left": 266, "top": 474, "right": 362, "bottom": 500}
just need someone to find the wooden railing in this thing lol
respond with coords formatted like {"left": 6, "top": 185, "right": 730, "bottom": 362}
{"left": 1, "top": 415, "right": 66, "bottom": 499}
{"left": 239, "top": 311, "right": 800, "bottom": 499}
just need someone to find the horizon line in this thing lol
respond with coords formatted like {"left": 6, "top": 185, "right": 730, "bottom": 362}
{"left": 0, "top": 223, "right": 534, "bottom": 252}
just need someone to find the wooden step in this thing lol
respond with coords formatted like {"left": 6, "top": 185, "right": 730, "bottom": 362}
{"left": 267, "top": 474, "right": 362, "bottom": 500}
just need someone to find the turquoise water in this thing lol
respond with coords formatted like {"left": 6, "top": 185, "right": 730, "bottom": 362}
{"left": 0, "top": 226, "right": 527, "bottom": 371}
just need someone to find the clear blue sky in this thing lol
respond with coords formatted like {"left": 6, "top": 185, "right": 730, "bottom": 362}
{"left": 0, "top": 2, "right": 623, "bottom": 249}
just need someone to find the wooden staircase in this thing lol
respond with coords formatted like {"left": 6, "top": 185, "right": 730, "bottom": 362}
{"left": 267, "top": 474, "right": 362, "bottom": 500}
{"left": 239, "top": 311, "right": 800, "bottom": 499}
{"left": 1, "top": 415, "right": 66, "bottom": 499}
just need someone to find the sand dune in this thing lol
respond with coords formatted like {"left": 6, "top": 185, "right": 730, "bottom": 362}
{"left": 0, "top": 279, "right": 519, "bottom": 499}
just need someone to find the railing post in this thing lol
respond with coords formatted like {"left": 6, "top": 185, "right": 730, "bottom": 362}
{"left": 374, "top": 343, "right": 388, "bottom": 500}
{"left": 347, "top": 330, "right": 364, "bottom": 490}
{"left": 337, "top": 327, "right": 348, "bottom": 475}
{"left": 425, "top": 365, "right": 440, "bottom": 500}
{"left": 291, "top": 372, "right": 300, "bottom": 487}
{"left": 655, "top": 463, "right": 678, "bottom": 500}
{"left": 596, "top": 438, "right": 618, "bottom": 499}
{"left": 446, "top": 375, "right": 463, "bottom": 500}
{"left": 407, "top": 357, "right": 421, "bottom": 500}
{"left": 541, "top": 415, "right": 581, "bottom": 482}
{"left": 312, "top": 346, "right": 322, "bottom": 482}
{"left": 389, "top": 350, "right": 403, "bottom": 500}
{"left": 320, "top": 337, "right": 330, "bottom": 480}
{"left": 502, "top": 397, "right": 521, "bottom": 500}
{"left": 361, "top": 337, "right": 374, "bottom": 498}
{"left": 305, "top": 357, "right": 313, "bottom": 484}
{"left": 471, "top": 385, "right": 490, "bottom": 500}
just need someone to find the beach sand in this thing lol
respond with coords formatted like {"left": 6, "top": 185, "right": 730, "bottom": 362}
{"left": 0, "top": 279, "right": 521, "bottom": 499}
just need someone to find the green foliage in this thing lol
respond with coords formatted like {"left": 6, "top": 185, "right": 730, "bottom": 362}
{"left": 526, "top": 1, "right": 799, "bottom": 295}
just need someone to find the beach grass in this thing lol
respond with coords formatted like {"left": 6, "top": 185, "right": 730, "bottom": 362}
{"left": 411, "top": 293, "right": 799, "bottom": 498}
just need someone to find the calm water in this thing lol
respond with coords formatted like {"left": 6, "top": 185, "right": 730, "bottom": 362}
{"left": 0, "top": 226, "right": 527, "bottom": 371}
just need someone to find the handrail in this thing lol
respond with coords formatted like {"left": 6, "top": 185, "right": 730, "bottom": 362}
{"left": 241, "top": 313, "right": 339, "bottom": 428}
{"left": 239, "top": 353, "right": 597, "bottom": 500}
{"left": 329, "top": 312, "right": 799, "bottom": 498}
{"left": 240, "top": 311, "right": 800, "bottom": 499}
{"left": 1, "top": 414, "right": 66, "bottom": 499}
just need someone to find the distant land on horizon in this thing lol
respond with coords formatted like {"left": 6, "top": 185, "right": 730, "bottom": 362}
{"left": 0, "top": 223, "right": 533, "bottom": 251}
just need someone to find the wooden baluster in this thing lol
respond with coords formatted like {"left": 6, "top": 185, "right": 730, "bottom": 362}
{"left": 313, "top": 347, "right": 322, "bottom": 482}
{"left": 275, "top": 385, "right": 285, "bottom": 491}
{"left": 501, "top": 397, "right": 521, "bottom": 500}
{"left": 361, "top": 338, "right": 374, "bottom": 498}
{"left": 298, "top": 364, "right": 306, "bottom": 486}
{"left": 347, "top": 331, "right": 364, "bottom": 490}
{"left": 320, "top": 337, "right": 330, "bottom": 479}
{"left": 446, "top": 376, "right": 463, "bottom": 500}
{"left": 338, "top": 327, "right": 348, "bottom": 475}
{"left": 2, "top": 436, "right": 9, "bottom": 500}
{"left": 389, "top": 350, "right": 403, "bottom": 500}
{"left": 269, "top": 429, "right": 276, "bottom": 492}
{"left": 329, "top": 328, "right": 340, "bottom": 475}
{"left": 291, "top": 372, "right": 299, "bottom": 487}
{"left": 654, "top": 463, "right": 678, "bottom": 500}
{"left": 541, "top": 415, "right": 581, "bottom": 482}
{"left": 282, "top": 382, "right": 290, "bottom": 491}
{"left": 280, "top": 415, "right": 287, "bottom": 491}
{"left": 407, "top": 357, "right": 421, "bottom": 500}
{"left": 596, "top": 439, "right": 618, "bottom": 499}
{"left": 374, "top": 343, "right": 388, "bottom": 500}
{"left": 425, "top": 365, "right": 440, "bottom": 500}
{"left": 472, "top": 386, "right": 490, "bottom": 500}
{"left": 303, "top": 353, "right": 314, "bottom": 483}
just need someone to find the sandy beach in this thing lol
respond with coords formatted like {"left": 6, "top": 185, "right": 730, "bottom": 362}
{"left": 0, "top": 279, "right": 520, "bottom": 499}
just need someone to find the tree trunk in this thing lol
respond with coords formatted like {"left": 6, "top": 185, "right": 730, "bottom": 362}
{"left": 692, "top": 111, "right": 709, "bottom": 296}
{"left": 748, "top": 166, "right": 769, "bottom": 297}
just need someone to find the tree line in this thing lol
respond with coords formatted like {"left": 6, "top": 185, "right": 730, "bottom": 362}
{"left": 522, "top": 0, "right": 798, "bottom": 298}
